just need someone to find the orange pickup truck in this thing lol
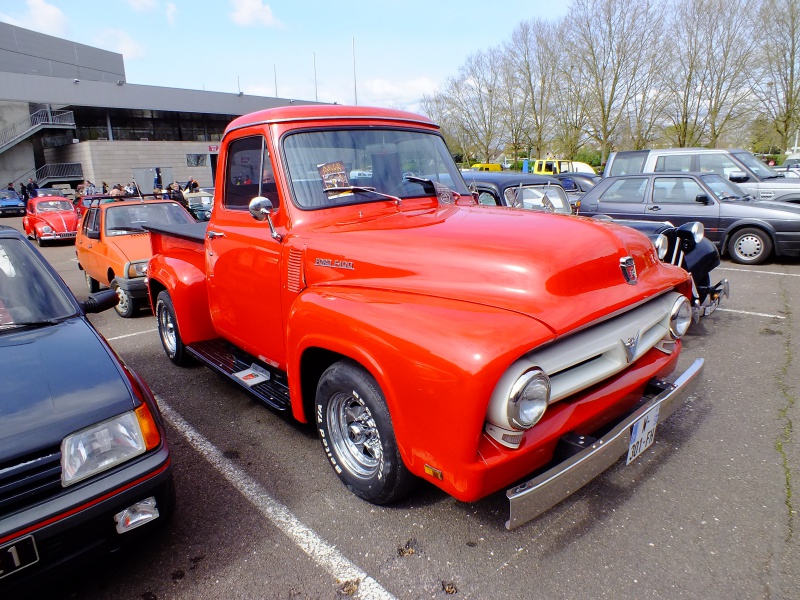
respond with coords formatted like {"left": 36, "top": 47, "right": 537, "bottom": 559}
{"left": 145, "top": 105, "right": 704, "bottom": 529}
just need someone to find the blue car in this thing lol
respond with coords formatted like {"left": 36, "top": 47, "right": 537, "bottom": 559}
{"left": 0, "top": 190, "right": 25, "bottom": 217}
{"left": 0, "top": 225, "right": 174, "bottom": 591}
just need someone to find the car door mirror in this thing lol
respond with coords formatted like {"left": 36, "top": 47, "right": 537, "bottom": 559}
{"left": 695, "top": 194, "right": 711, "bottom": 205}
{"left": 729, "top": 170, "right": 749, "bottom": 183}
{"left": 86, "top": 230, "right": 100, "bottom": 240}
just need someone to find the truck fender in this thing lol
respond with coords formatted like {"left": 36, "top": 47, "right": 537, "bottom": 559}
{"left": 285, "top": 287, "right": 554, "bottom": 478}
{"left": 147, "top": 255, "right": 216, "bottom": 344}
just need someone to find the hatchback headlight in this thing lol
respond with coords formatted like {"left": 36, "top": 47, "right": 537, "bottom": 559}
{"left": 61, "top": 407, "right": 159, "bottom": 486}
{"left": 669, "top": 295, "right": 692, "bottom": 338}
{"left": 127, "top": 261, "right": 148, "bottom": 278}
{"left": 507, "top": 368, "right": 550, "bottom": 429}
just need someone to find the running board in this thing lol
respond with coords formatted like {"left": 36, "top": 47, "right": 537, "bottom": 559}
{"left": 186, "top": 339, "right": 291, "bottom": 412}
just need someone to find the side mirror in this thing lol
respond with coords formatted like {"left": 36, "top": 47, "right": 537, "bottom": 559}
{"left": 695, "top": 194, "right": 711, "bottom": 205}
{"left": 729, "top": 170, "right": 749, "bottom": 183}
{"left": 80, "top": 289, "right": 119, "bottom": 314}
{"left": 86, "top": 230, "right": 100, "bottom": 240}
{"left": 248, "top": 196, "right": 282, "bottom": 241}
{"left": 248, "top": 196, "right": 274, "bottom": 221}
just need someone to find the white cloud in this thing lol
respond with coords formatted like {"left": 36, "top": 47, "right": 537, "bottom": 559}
{"left": 126, "top": 0, "right": 158, "bottom": 10}
{"left": 0, "top": 0, "right": 67, "bottom": 36}
{"left": 360, "top": 77, "right": 439, "bottom": 110}
{"left": 165, "top": 3, "right": 178, "bottom": 25}
{"left": 95, "top": 30, "right": 146, "bottom": 60}
{"left": 230, "top": 0, "right": 282, "bottom": 28}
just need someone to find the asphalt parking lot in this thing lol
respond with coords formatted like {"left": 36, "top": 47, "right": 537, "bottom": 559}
{"left": 6, "top": 215, "right": 799, "bottom": 600}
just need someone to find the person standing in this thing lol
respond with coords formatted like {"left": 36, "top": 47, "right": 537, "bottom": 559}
{"left": 26, "top": 178, "right": 37, "bottom": 195}
{"left": 6, "top": 183, "right": 14, "bottom": 192}
{"left": 19, "top": 183, "right": 29, "bottom": 201}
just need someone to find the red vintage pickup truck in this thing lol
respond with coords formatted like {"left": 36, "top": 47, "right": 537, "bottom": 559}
{"left": 145, "top": 105, "right": 704, "bottom": 529}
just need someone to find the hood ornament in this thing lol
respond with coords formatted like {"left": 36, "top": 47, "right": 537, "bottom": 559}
{"left": 620, "top": 256, "right": 637, "bottom": 285}
{"left": 623, "top": 331, "right": 640, "bottom": 363}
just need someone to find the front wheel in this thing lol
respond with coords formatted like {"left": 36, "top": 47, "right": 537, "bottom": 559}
{"left": 728, "top": 227, "right": 772, "bottom": 265}
{"left": 315, "top": 360, "right": 416, "bottom": 504}
{"left": 84, "top": 269, "right": 100, "bottom": 293}
{"left": 111, "top": 278, "right": 137, "bottom": 317}
{"left": 156, "top": 291, "right": 194, "bottom": 366}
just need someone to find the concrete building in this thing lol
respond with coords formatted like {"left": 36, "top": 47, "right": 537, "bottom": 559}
{"left": 0, "top": 22, "right": 316, "bottom": 194}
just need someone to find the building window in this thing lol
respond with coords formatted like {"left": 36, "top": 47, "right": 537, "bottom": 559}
{"left": 186, "top": 154, "right": 208, "bottom": 167}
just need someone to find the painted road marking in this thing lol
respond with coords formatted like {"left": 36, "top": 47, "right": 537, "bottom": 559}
{"left": 158, "top": 400, "right": 396, "bottom": 600}
{"left": 718, "top": 267, "right": 800, "bottom": 277}
{"left": 106, "top": 328, "right": 157, "bottom": 341}
{"left": 716, "top": 308, "right": 785, "bottom": 319}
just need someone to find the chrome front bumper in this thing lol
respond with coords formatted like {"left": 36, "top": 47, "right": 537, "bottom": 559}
{"left": 506, "top": 358, "right": 704, "bottom": 529}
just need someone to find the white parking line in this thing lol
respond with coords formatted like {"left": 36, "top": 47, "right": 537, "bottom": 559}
{"left": 716, "top": 308, "right": 786, "bottom": 319}
{"left": 718, "top": 267, "right": 800, "bottom": 277}
{"left": 157, "top": 400, "right": 396, "bottom": 600}
{"left": 106, "top": 328, "right": 157, "bottom": 341}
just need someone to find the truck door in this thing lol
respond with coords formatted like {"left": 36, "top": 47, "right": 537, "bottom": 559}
{"left": 647, "top": 176, "right": 721, "bottom": 243}
{"left": 206, "top": 133, "right": 286, "bottom": 365}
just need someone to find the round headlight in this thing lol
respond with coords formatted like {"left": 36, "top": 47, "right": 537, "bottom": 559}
{"left": 669, "top": 295, "right": 692, "bottom": 338}
{"left": 42, "top": 225, "right": 53, "bottom": 233}
{"left": 678, "top": 221, "right": 704, "bottom": 243}
{"left": 653, "top": 233, "right": 668, "bottom": 260}
{"left": 507, "top": 368, "right": 550, "bottom": 429}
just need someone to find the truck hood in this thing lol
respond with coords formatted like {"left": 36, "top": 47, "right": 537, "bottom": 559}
{"left": 300, "top": 204, "right": 684, "bottom": 336}
{"left": 0, "top": 318, "right": 135, "bottom": 461}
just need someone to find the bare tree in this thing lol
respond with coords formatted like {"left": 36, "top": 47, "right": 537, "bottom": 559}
{"left": 507, "top": 19, "right": 557, "bottom": 158}
{"left": 563, "top": 0, "right": 661, "bottom": 162}
{"left": 753, "top": 0, "right": 800, "bottom": 152}
{"left": 496, "top": 52, "right": 530, "bottom": 167}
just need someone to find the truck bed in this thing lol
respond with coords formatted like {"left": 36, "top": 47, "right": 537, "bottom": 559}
{"left": 145, "top": 221, "right": 208, "bottom": 243}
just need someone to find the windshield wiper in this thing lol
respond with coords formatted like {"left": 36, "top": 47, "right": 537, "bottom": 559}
{"left": 0, "top": 318, "right": 62, "bottom": 331}
{"left": 323, "top": 186, "right": 401, "bottom": 203}
{"left": 108, "top": 226, "right": 146, "bottom": 232}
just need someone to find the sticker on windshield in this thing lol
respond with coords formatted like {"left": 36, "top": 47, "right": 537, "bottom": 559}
{"left": 318, "top": 161, "right": 350, "bottom": 198}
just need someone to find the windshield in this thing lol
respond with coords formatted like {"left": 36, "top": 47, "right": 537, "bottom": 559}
{"left": 700, "top": 174, "right": 749, "bottom": 200}
{"left": 105, "top": 202, "right": 194, "bottom": 236}
{"left": 36, "top": 200, "right": 73, "bottom": 212}
{"left": 731, "top": 151, "right": 780, "bottom": 179}
{"left": 188, "top": 194, "right": 213, "bottom": 206}
{"left": 0, "top": 191, "right": 20, "bottom": 200}
{"left": 283, "top": 128, "right": 469, "bottom": 209}
{"left": 36, "top": 189, "right": 67, "bottom": 197}
{"left": 0, "top": 238, "right": 75, "bottom": 327}
{"left": 503, "top": 185, "right": 572, "bottom": 214}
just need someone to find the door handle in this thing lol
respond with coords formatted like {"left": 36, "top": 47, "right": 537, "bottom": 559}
{"left": 648, "top": 206, "right": 661, "bottom": 211}
{"left": 207, "top": 230, "right": 225, "bottom": 240}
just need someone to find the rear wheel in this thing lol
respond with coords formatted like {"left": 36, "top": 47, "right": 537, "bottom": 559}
{"left": 84, "top": 270, "right": 100, "bottom": 293}
{"left": 728, "top": 227, "right": 772, "bottom": 265}
{"left": 111, "top": 278, "right": 137, "bottom": 317}
{"left": 315, "top": 360, "right": 416, "bottom": 504}
{"left": 156, "top": 291, "right": 194, "bottom": 366}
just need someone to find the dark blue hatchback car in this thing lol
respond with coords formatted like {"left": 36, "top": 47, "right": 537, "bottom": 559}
{"left": 0, "top": 225, "right": 173, "bottom": 591}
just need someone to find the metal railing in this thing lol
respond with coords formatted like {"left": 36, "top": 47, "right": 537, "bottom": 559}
{"left": 36, "top": 163, "right": 83, "bottom": 183}
{"left": 0, "top": 109, "right": 75, "bottom": 148}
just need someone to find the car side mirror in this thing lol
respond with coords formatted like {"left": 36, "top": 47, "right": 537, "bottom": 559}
{"left": 80, "top": 289, "right": 119, "bottom": 314}
{"left": 249, "top": 196, "right": 282, "bottom": 241}
{"left": 695, "top": 194, "right": 711, "bottom": 205}
{"left": 729, "top": 170, "right": 749, "bottom": 183}
{"left": 86, "top": 230, "right": 100, "bottom": 240}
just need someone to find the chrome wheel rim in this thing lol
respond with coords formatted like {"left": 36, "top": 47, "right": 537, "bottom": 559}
{"left": 734, "top": 235, "right": 762, "bottom": 260}
{"left": 327, "top": 392, "right": 382, "bottom": 479}
{"left": 158, "top": 303, "right": 177, "bottom": 354}
{"left": 85, "top": 271, "right": 94, "bottom": 291}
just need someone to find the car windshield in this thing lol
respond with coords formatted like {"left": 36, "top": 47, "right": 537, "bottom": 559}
{"left": 700, "top": 174, "right": 749, "bottom": 200}
{"left": 0, "top": 238, "right": 76, "bottom": 328}
{"left": 0, "top": 191, "right": 20, "bottom": 200}
{"left": 731, "top": 151, "right": 780, "bottom": 180}
{"left": 36, "top": 190, "right": 67, "bottom": 197}
{"left": 105, "top": 202, "right": 194, "bottom": 236}
{"left": 503, "top": 184, "right": 572, "bottom": 214}
{"left": 36, "top": 200, "right": 73, "bottom": 212}
{"left": 283, "top": 128, "right": 470, "bottom": 209}
{"left": 188, "top": 194, "right": 213, "bottom": 207}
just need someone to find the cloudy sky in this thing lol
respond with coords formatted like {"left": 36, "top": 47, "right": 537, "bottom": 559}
{"left": 0, "top": 0, "right": 569, "bottom": 111}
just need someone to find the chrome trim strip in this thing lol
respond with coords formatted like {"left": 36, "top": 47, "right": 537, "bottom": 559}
{"left": 505, "top": 358, "right": 704, "bottom": 530}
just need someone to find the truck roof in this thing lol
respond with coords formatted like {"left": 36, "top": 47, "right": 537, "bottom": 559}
{"left": 225, "top": 104, "right": 437, "bottom": 135}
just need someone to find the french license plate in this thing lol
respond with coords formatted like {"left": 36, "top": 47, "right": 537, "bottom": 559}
{"left": 0, "top": 535, "right": 39, "bottom": 580}
{"left": 626, "top": 405, "right": 660, "bottom": 464}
